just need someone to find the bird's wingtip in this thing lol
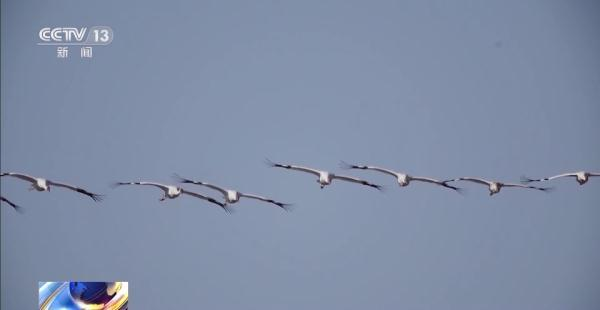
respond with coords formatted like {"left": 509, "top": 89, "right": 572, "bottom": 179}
{"left": 373, "top": 184, "right": 386, "bottom": 192}
{"left": 339, "top": 161, "right": 354, "bottom": 170}
{"left": 541, "top": 186, "right": 555, "bottom": 193}
{"left": 7, "top": 203, "right": 26, "bottom": 214}
{"left": 279, "top": 203, "right": 294, "bottom": 212}
{"left": 91, "top": 194, "right": 105, "bottom": 202}
{"left": 264, "top": 158, "right": 277, "bottom": 167}
{"left": 520, "top": 175, "right": 535, "bottom": 184}
{"left": 109, "top": 182, "right": 124, "bottom": 189}
{"left": 223, "top": 204, "right": 236, "bottom": 214}
{"left": 172, "top": 173, "right": 187, "bottom": 183}
{"left": 454, "top": 186, "right": 467, "bottom": 196}
{"left": 441, "top": 181, "right": 465, "bottom": 195}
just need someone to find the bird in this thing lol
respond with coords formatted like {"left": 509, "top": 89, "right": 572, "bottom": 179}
{"left": 1, "top": 172, "right": 103, "bottom": 202}
{"left": 265, "top": 159, "right": 383, "bottom": 190}
{"left": 521, "top": 171, "right": 599, "bottom": 185}
{"left": 340, "top": 161, "right": 462, "bottom": 192}
{"left": 173, "top": 174, "right": 292, "bottom": 211}
{"left": 445, "top": 177, "right": 551, "bottom": 196}
{"left": 1, "top": 196, "right": 24, "bottom": 213}
{"left": 112, "top": 181, "right": 232, "bottom": 213}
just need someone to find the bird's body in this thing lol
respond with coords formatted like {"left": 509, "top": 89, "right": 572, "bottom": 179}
{"left": 225, "top": 190, "right": 240, "bottom": 203}
{"left": 576, "top": 172, "right": 590, "bottom": 184}
{"left": 173, "top": 174, "right": 291, "bottom": 210}
{"left": 32, "top": 178, "right": 48, "bottom": 191}
{"left": 397, "top": 174, "right": 410, "bottom": 186}
{"left": 447, "top": 177, "right": 550, "bottom": 196}
{"left": 1, "top": 172, "right": 103, "bottom": 201}
{"left": 113, "top": 181, "right": 230, "bottom": 212}
{"left": 489, "top": 182, "right": 500, "bottom": 194}
{"left": 522, "top": 171, "right": 599, "bottom": 185}
{"left": 318, "top": 171, "right": 333, "bottom": 186}
{"left": 265, "top": 159, "right": 382, "bottom": 190}
{"left": 165, "top": 185, "right": 183, "bottom": 199}
{"left": 340, "top": 162, "right": 461, "bottom": 192}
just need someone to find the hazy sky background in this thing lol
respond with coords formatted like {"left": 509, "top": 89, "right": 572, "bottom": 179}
{"left": 2, "top": 0, "right": 600, "bottom": 309}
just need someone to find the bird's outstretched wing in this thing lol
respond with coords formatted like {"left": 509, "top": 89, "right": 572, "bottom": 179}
{"left": 265, "top": 159, "right": 321, "bottom": 176}
{"left": 331, "top": 174, "right": 383, "bottom": 190}
{"left": 1, "top": 172, "right": 38, "bottom": 184}
{"left": 47, "top": 180, "right": 103, "bottom": 202}
{"left": 181, "top": 189, "right": 232, "bottom": 213}
{"left": 448, "top": 177, "right": 492, "bottom": 187}
{"left": 239, "top": 193, "right": 293, "bottom": 211}
{"left": 502, "top": 183, "right": 552, "bottom": 192}
{"left": 339, "top": 161, "right": 400, "bottom": 178}
{"left": 112, "top": 181, "right": 170, "bottom": 192}
{"left": 173, "top": 174, "right": 229, "bottom": 196}
{"left": 411, "top": 176, "right": 463, "bottom": 192}
{"left": 520, "top": 173, "right": 577, "bottom": 183}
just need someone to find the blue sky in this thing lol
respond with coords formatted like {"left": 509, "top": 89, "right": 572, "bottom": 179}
{"left": 2, "top": 0, "right": 600, "bottom": 309}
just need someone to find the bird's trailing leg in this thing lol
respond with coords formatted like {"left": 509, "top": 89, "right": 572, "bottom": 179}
{"left": 159, "top": 195, "right": 166, "bottom": 201}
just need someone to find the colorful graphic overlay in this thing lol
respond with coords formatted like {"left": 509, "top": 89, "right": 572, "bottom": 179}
{"left": 39, "top": 282, "right": 128, "bottom": 310}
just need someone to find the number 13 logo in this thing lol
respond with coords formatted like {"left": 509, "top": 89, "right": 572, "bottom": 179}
{"left": 93, "top": 29, "right": 110, "bottom": 42}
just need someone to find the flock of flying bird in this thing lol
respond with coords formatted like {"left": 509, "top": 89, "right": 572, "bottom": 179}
{"left": 0, "top": 161, "right": 598, "bottom": 213}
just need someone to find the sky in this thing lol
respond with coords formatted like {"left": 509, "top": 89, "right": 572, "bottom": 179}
{"left": 1, "top": 0, "right": 600, "bottom": 309}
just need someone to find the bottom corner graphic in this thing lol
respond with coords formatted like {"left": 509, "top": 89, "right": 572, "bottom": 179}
{"left": 39, "top": 281, "right": 128, "bottom": 310}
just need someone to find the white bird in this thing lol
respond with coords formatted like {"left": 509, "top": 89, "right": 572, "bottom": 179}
{"left": 445, "top": 177, "right": 551, "bottom": 196}
{"left": 1, "top": 172, "right": 103, "bottom": 202}
{"left": 173, "top": 174, "right": 292, "bottom": 211}
{"left": 521, "top": 171, "right": 600, "bottom": 185}
{"left": 1, "top": 196, "right": 24, "bottom": 213}
{"left": 112, "top": 181, "right": 231, "bottom": 213}
{"left": 340, "top": 161, "right": 462, "bottom": 192}
{"left": 265, "top": 159, "right": 383, "bottom": 190}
